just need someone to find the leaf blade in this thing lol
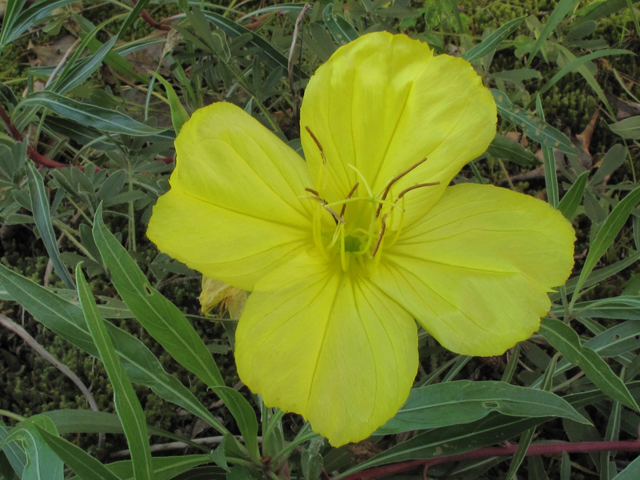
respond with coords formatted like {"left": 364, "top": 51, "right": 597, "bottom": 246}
{"left": 76, "top": 264, "right": 153, "bottom": 480}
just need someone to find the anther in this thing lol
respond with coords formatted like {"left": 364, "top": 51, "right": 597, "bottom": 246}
{"left": 371, "top": 213, "right": 390, "bottom": 258}
{"left": 305, "top": 187, "right": 320, "bottom": 196}
{"left": 340, "top": 182, "right": 360, "bottom": 217}
{"left": 305, "top": 126, "right": 326, "bottom": 164}
{"left": 396, "top": 182, "right": 441, "bottom": 200}
{"left": 376, "top": 157, "right": 428, "bottom": 217}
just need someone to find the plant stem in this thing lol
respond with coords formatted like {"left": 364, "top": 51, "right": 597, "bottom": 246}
{"left": 338, "top": 438, "right": 640, "bottom": 480}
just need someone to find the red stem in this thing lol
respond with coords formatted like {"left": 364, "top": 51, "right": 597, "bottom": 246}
{"left": 341, "top": 439, "right": 640, "bottom": 480}
{"left": 0, "top": 102, "right": 85, "bottom": 171}
{"left": 131, "top": 0, "right": 171, "bottom": 31}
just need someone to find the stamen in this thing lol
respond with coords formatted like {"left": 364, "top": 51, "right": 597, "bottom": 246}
{"left": 305, "top": 187, "right": 320, "bottom": 196}
{"left": 303, "top": 194, "right": 345, "bottom": 224}
{"left": 324, "top": 196, "right": 402, "bottom": 212}
{"left": 340, "top": 224, "right": 348, "bottom": 271}
{"left": 304, "top": 126, "right": 326, "bottom": 164}
{"left": 376, "top": 157, "right": 428, "bottom": 217}
{"left": 396, "top": 182, "right": 441, "bottom": 200}
{"left": 327, "top": 223, "right": 342, "bottom": 249}
{"left": 340, "top": 182, "right": 359, "bottom": 217}
{"left": 348, "top": 165, "right": 374, "bottom": 197}
{"left": 371, "top": 213, "right": 390, "bottom": 258}
{"left": 389, "top": 196, "right": 406, "bottom": 247}
{"left": 312, "top": 203, "right": 329, "bottom": 259}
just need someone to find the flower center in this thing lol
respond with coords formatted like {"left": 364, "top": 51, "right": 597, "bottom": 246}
{"left": 302, "top": 157, "right": 440, "bottom": 274}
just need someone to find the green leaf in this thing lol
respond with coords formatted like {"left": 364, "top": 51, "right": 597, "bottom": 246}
{"left": 92, "top": 206, "right": 259, "bottom": 460}
{"left": 462, "top": 16, "right": 526, "bottom": 62}
{"left": 351, "top": 414, "right": 544, "bottom": 472}
{"left": 69, "top": 455, "right": 217, "bottom": 480}
{"left": 486, "top": 134, "right": 541, "bottom": 167}
{"left": 76, "top": 264, "right": 153, "bottom": 480}
{"left": 610, "top": 116, "right": 640, "bottom": 139}
{"left": 572, "top": 297, "right": 640, "bottom": 320}
{"left": 613, "top": 453, "right": 640, "bottom": 479}
{"left": 25, "top": 161, "right": 75, "bottom": 289}
{"left": 0, "top": 424, "right": 26, "bottom": 477}
{"left": 0, "top": 263, "right": 229, "bottom": 436}
{"left": 41, "top": 410, "right": 208, "bottom": 451}
{"left": 0, "top": 0, "right": 77, "bottom": 49}
{"left": 323, "top": 4, "right": 359, "bottom": 46}
{"left": 0, "top": 416, "right": 63, "bottom": 480}
{"left": 307, "top": 22, "right": 337, "bottom": 62}
{"left": 119, "top": 0, "right": 150, "bottom": 35}
{"left": 536, "top": 96, "right": 559, "bottom": 207}
{"left": 551, "top": 251, "right": 640, "bottom": 301}
{"left": 52, "top": 23, "right": 120, "bottom": 95}
{"left": 538, "top": 49, "right": 634, "bottom": 97}
{"left": 491, "top": 89, "right": 579, "bottom": 155}
{"left": 35, "top": 425, "right": 121, "bottom": 480}
{"left": 504, "top": 427, "right": 535, "bottom": 480}
{"left": 577, "top": 0, "right": 640, "bottom": 24}
{"left": 20, "top": 92, "right": 163, "bottom": 136}
{"left": 76, "top": 16, "right": 150, "bottom": 85}
{"left": 150, "top": 72, "right": 190, "bottom": 134}
{"left": 539, "top": 318, "right": 639, "bottom": 411}
{"left": 201, "top": 11, "right": 305, "bottom": 78}
{"left": 591, "top": 145, "right": 627, "bottom": 185}
{"left": 184, "top": 6, "right": 230, "bottom": 63}
{"left": 0, "top": 0, "right": 28, "bottom": 49}
{"left": 526, "top": 0, "right": 581, "bottom": 66}
{"left": 377, "top": 380, "right": 588, "bottom": 434}
{"left": 573, "top": 185, "right": 640, "bottom": 296}
{"left": 557, "top": 170, "right": 589, "bottom": 220}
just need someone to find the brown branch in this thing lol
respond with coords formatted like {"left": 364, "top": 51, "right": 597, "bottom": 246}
{"left": 341, "top": 438, "right": 640, "bottom": 480}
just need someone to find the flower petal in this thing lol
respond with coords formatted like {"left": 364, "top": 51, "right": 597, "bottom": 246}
{"left": 147, "top": 103, "right": 315, "bottom": 290}
{"left": 300, "top": 32, "right": 496, "bottom": 223}
{"left": 235, "top": 250, "right": 418, "bottom": 446}
{"left": 374, "top": 184, "right": 575, "bottom": 356}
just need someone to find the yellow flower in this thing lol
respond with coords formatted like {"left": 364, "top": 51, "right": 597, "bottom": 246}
{"left": 147, "top": 32, "right": 575, "bottom": 446}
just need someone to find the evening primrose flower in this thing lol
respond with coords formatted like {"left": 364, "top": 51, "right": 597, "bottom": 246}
{"left": 147, "top": 32, "right": 575, "bottom": 446}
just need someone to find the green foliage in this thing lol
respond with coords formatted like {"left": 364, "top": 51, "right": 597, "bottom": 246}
{"left": 0, "top": 0, "right": 639, "bottom": 479}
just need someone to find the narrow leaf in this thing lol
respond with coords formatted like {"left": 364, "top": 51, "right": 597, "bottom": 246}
{"left": 0, "top": 416, "right": 63, "bottom": 480}
{"left": 462, "top": 16, "right": 525, "bottom": 62}
{"left": 35, "top": 425, "right": 121, "bottom": 480}
{"left": 20, "top": 92, "right": 163, "bottom": 136}
{"left": 558, "top": 170, "right": 589, "bottom": 219}
{"left": 202, "top": 11, "right": 305, "bottom": 78}
{"left": 92, "top": 455, "right": 217, "bottom": 480}
{"left": 591, "top": 144, "right": 627, "bottom": 185}
{"left": 0, "top": 263, "right": 229, "bottom": 435}
{"left": 539, "top": 49, "right": 634, "bottom": 97}
{"left": 487, "top": 133, "right": 541, "bottom": 167}
{"left": 150, "top": 72, "right": 190, "bottom": 134}
{"left": 526, "top": 0, "right": 581, "bottom": 66}
{"left": 491, "top": 89, "right": 579, "bottom": 155}
{"left": 25, "top": 161, "right": 75, "bottom": 289}
{"left": 574, "top": 185, "right": 640, "bottom": 295}
{"left": 93, "top": 206, "right": 259, "bottom": 460}
{"left": 378, "top": 380, "right": 588, "bottom": 434}
{"left": 76, "top": 264, "right": 153, "bottom": 480}
{"left": 536, "top": 96, "right": 559, "bottom": 207}
{"left": 610, "top": 116, "right": 640, "bottom": 139}
{"left": 323, "top": 3, "right": 358, "bottom": 45}
{"left": 539, "top": 318, "right": 639, "bottom": 411}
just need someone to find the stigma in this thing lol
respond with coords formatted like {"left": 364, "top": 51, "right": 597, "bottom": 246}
{"left": 302, "top": 157, "right": 440, "bottom": 274}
